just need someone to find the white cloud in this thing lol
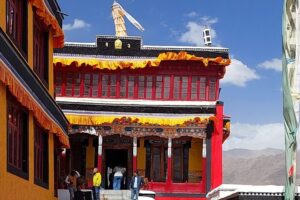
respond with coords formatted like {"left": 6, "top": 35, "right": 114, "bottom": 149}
{"left": 186, "top": 11, "right": 199, "bottom": 18}
{"left": 63, "top": 19, "right": 91, "bottom": 31}
{"left": 258, "top": 58, "right": 282, "bottom": 72}
{"left": 221, "top": 59, "right": 260, "bottom": 87}
{"left": 223, "top": 123, "right": 284, "bottom": 150}
{"left": 179, "top": 16, "right": 218, "bottom": 46}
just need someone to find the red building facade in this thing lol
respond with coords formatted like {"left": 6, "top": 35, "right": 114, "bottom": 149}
{"left": 54, "top": 35, "right": 231, "bottom": 199}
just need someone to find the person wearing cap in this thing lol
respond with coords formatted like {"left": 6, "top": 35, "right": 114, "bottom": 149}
{"left": 92, "top": 168, "right": 102, "bottom": 200}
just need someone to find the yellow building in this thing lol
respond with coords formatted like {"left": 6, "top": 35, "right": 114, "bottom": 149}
{"left": 0, "top": 0, "right": 69, "bottom": 199}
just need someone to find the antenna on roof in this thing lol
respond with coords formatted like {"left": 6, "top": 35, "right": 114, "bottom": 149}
{"left": 112, "top": 1, "right": 144, "bottom": 36}
{"left": 203, "top": 27, "right": 212, "bottom": 46}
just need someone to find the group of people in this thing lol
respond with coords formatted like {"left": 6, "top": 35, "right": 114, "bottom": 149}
{"left": 65, "top": 168, "right": 144, "bottom": 200}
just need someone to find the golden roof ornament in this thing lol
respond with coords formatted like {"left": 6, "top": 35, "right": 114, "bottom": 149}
{"left": 112, "top": 1, "right": 144, "bottom": 36}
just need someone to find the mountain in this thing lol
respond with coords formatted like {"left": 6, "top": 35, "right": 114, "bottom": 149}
{"left": 223, "top": 148, "right": 300, "bottom": 185}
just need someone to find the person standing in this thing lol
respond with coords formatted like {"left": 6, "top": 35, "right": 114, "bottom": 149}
{"left": 113, "top": 166, "right": 123, "bottom": 190}
{"left": 130, "top": 171, "right": 144, "bottom": 200}
{"left": 65, "top": 170, "right": 79, "bottom": 200}
{"left": 93, "top": 168, "right": 102, "bottom": 200}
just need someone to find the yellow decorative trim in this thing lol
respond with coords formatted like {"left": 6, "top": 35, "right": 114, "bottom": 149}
{"left": 29, "top": 0, "right": 64, "bottom": 48}
{"left": 65, "top": 114, "right": 217, "bottom": 127}
{"left": 54, "top": 51, "right": 231, "bottom": 70}
{"left": 0, "top": 59, "right": 69, "bottom": 147}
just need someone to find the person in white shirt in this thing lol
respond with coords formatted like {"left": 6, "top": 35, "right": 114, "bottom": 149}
{"left": 113, "top": 166, "right": 123, "bottom": 190}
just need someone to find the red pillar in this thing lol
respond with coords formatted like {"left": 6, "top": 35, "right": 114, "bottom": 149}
{"left": 133, "top": 137, "right": 137, "bottom": 172}
{"left": 166, "top": 138, "right": 172, "bottom": 186}
{"left": 210, "top": 102, "right": 224, "bottom": 189}
{"left": 97, "top": 135, "right": 103, "bottom": 172}
{"left": 202, "top": 140, "right": 207, "bottom": 192}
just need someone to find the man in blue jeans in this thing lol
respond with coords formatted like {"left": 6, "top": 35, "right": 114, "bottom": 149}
{"left": 130, "top": 171, "right": 144, "bottom": 200}
{"left": 113, "top": 166, "right": 123, "bottom": 190}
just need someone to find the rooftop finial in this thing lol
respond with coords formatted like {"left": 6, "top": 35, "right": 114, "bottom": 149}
{"left": 112, "top": 1, "right": 144, "bottom": 37}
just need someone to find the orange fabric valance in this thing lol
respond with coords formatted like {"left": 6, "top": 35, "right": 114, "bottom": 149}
{"left": 29, "top": 0, "right": 64, "bottom": 48}
{"left": 54, "top": 51, "right": 231, "bottom": 70}
{"left": 0, "top": 59, "right": 69, "bottom": 147}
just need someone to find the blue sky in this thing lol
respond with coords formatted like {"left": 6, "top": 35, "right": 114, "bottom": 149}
{"left": 57, "top": 0, "right": 284, "bottom": 150}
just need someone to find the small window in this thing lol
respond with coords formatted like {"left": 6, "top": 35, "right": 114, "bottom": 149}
{"left": 120, "top": 75, "right": 127, "bottom": 98}
{"left": 138, "top": 76, "right": 145, "bottom": 98}
{"left": 66, "top": 72, "right": 73, "bottom": 97}
{"left": 208, "top": 78, "right": 217, "bottom": 100}
{"left": 199, "top": 77, "right": 206, "bottom": 100}
{"left": 83, "top": 74, "right": 91, "bottom": 97}
{"left": 128, "top": 76, "right": 135, "bottom": 98}
{"left": 191, "top": 76, "right": 198, "bottom": 100}
{"left": 6, "top": 0, "right": 27, "bottom": 55}
{"left": 73, "top": 74, "right": 81, "bottom": 97}
{"left": 92, "top": 74, "right": 99, "bottom": 97}
{"left": 7, "top": 92, "right": 28, "bottom": 179}
{"left": 33, "top": 13, "right": 49, "bottom": 85}
{"left": 110, "top": 75, "right": 117, "bottom": 97}
{"left": 146, "top": 76, "right": 153, "bottom": 99}
{"left": 155, "top": 76, "right": 163, "bottom": 99}
{"left": 55, "top": 71, "right": 62, "bottom": 96}
{"left": 102, "top": 75, "right": 109, "bottom": 97}
{"left": 174, "top": 76, "right": 180, "bottom": 100}
{"left": 34, "top": 121, "right": 49, "bottom": 188}
{"left": 163, "top": 76, "right": 170, "bottom": 99}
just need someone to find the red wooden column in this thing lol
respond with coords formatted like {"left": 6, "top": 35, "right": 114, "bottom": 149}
{"left": 166, "top": 138, "right": 172, "bottom": 186}
{"left": 97, "top": 135, "right": 103, "bottom": 172}
{"left": 202, "top": 139, "right": 206, "bottom": 192}
{"left": 133, "top": 137, "right": 137, "bottom": 172}
{"left": 61, "top": 148, "right": 66, "bottom": 176}
{"left": 210, "top": 102, "right": 224, "bottom": 189}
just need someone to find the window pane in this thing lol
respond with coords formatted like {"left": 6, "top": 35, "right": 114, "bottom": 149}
{"left": 164, "top": 76, "right": 170, "bottom": 99}
{"left": 66, "top": 73, "right": 73, "bottom": 96}
{"left": 110, "top": 75, "right": 117, "bottom": 97}
{"left": 83, "top": 74, "right": 91, "bottom": 97}
{"left": 120, "top": 75, "right": 127, "bottom": 98}
{"left": 174, "top": 76, "right": 180, "bottom": 100}
{"left": 128, "top": 76, "right": 135, "bottom": 98}
{"left": 199, "top": 77, "right": 206, "bottom": 100}
{"left": 102, "top": 75, "right": 109, "bottom": 97}
{"left": 181, "top": 76, "right": 188, "bottom": 100}
{"left": 146, "top": 76, "right": 153, "bottom": 99}
{"left": 208, "top": 78, "right": 216, "bottom": 100}
{"left": 191, "top": 76, "right": 198, "bottom": 100}
{"left": 55, "top": 72, "right": 62, "bottom": 96}
{"left": 74, "top": 74, "right": 81, "bottom": 97}
{"left": 138, "top": 76, "right": 145, "bottom": 98}
{"left": 92, "top": 74, "right": 99, "bottom": 97}
{"left": 155, "top": 76, "right": 162, "bottom": 99}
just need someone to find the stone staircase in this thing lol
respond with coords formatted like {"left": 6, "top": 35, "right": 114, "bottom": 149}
{"left": 101, "top": 190, "right": 131, "bottom": 200}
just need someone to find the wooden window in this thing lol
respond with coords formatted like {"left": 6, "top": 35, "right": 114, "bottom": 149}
{"left": 128, "top": 76, "right": 135, "bottom": 98}
{"left": 7, "top": 92, "right": 28, "bottom": 179}
{"left": 92, "top": 73, "right": 99, "bottom": 97}
{"left": 73, "top": 73, "right": 81, "bottom": 97}
{"left": 145, "top": 76, "right": 153, "bottom": 99}
{"left": 138, "top": 76, "right": 145, "bottom": 98}
{"left": 208, "top": 78, "right": 217, "bottom": 100}
{"left": 163, "top": 76, "right": 170, "bottom": 99}
{"left": 34, "top": 121, "right": 49, "bottom": 188}
{"left": 102, "top": 74, "right": 109, "bottom": 97}
{"left": 199, "top": 77, "right": 206, "bottom": 100}
{"left": 6, "top": 0, "right": 27, "bottom": 55}
{"left": 65, "top": 72, "right": 73, "bottom": 96}
{"left": 181, "top": 76, "right": 188, "bottom": 100}
{"left": 33, "top": 14, "right": 49, "bottom": 85}
{"left": 155, "top": 76, "right": 163, "bottom": 99}
{"left": 110, "top": 75, "right": 117, "bottom": 97}
{"left": 191, "top": 76, "right": 199, "bottom": 100}
{"left": 55, "top": 71, "right": 62, "bottom": 96}
{"left": 173, "top": 76, "right": 180, "bottom": 100}
{"left": 83, "top": 73, "right": 91, "bottom": 97}
{"left": 120, "top": 75, "right": 127, "bottom": 98}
